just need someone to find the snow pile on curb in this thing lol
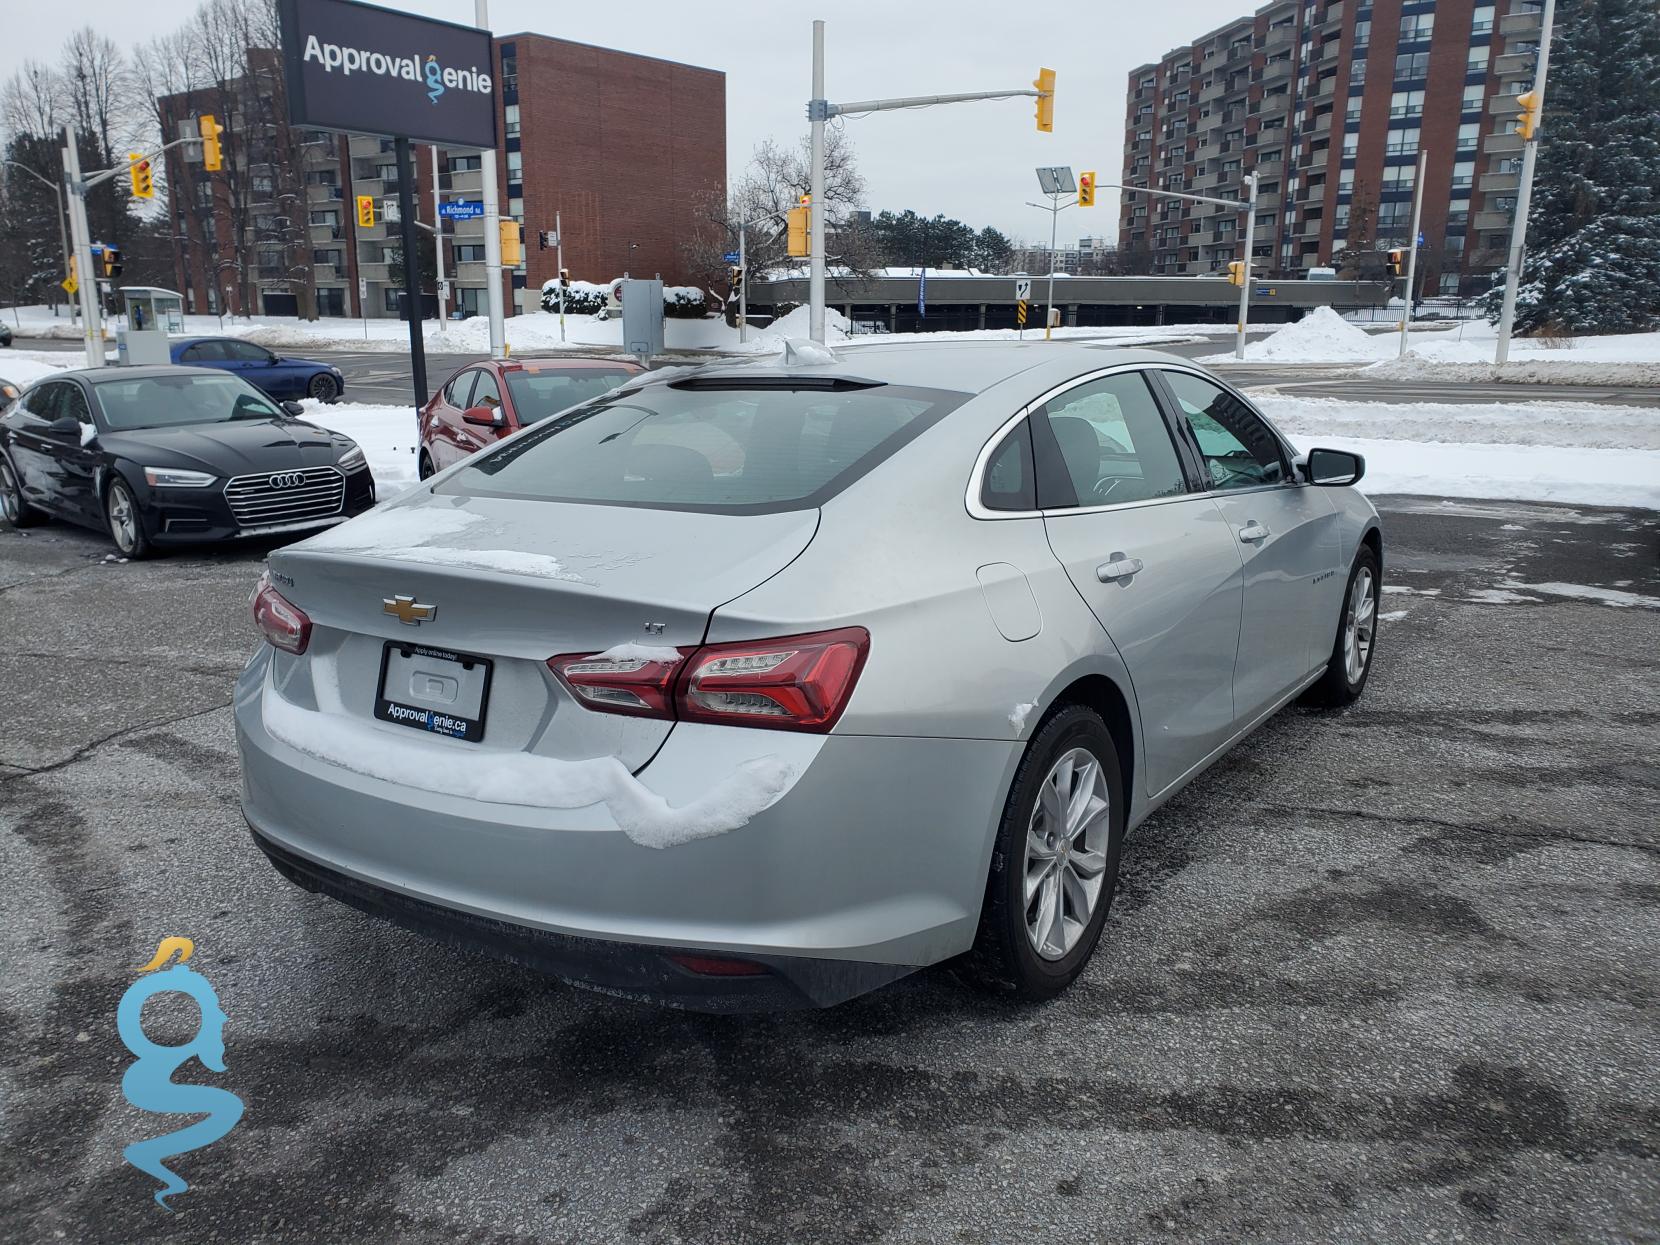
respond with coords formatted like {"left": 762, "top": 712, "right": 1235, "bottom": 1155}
{"left": 297, "top": 399, "right": 421, "bottom": 489}
{"left": 735, "top": 305, "right": 854, "bottom": 351}
{"left": 1215, "top": 307, "right": 1385, "bottom": 363}
{"left": 1363, "top": 356, "right": 1660, "bottom": 387}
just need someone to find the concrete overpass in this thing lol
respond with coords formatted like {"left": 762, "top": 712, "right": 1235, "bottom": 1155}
{"left": 745, "top": 273, "right": 1392, "bottom": 333}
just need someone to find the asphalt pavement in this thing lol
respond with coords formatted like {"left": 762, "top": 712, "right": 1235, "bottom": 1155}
{"left": 1, "top": 495, "right": 1656, "bottom": 1243}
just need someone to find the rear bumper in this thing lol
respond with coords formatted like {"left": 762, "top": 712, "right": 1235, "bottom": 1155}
{"left": 234, "top": 649, "right": 1019, "bottom": 1010}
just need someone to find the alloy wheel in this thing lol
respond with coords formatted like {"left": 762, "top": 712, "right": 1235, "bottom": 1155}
{"left": 1023, "top": 746, "right": 1112, "bottom": 961}
{"left": 0, "top": 460, "right": 18, "bottom": 522}
{"left": 308, "top": 374, "right": 337, "bottom": 401}
{"left": 1344, "top": 566, "right": 1377, "bottom": 683}
{"left": 107, "top": 483, "right": 137, "bottom": 554}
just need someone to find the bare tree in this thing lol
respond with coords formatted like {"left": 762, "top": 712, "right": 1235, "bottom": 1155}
{"left": 0, "top": 61, "right": 63, "bottom": 140}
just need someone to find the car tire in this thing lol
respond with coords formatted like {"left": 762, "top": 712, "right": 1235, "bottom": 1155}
{"left": 0, "top": 453, "right": 44, "bottom": 528}
{"left": 104, "top": 476, "right": 152, "bottom": 559}
{"left": 1302, "top": 544, "right": 1380, "bottom": 708}
{"left": 307, "top": 373, "right": 340, "bottom": 403}
{"left": 954, "top": 704, "right": 1126, "bottom": 1002}
{"left": 418, "top": 451, "right": 435, "bottom": 481}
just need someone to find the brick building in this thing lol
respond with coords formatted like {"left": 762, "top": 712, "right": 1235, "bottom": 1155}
{"left": 158, "top": 36, "right": 725, "bottom": 319}
{"left": 1118, "top": 0, "right": 1544, "bottom": 295}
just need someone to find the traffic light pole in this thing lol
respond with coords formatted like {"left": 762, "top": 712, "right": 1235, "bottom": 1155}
{"left": 430, "top": 145, "right": 446, "bottom": 334}
{"left": 1495, "top": 0, "right": 1555, "bottom": 365}
{"left": 805, "top": 19, "right": 1046, "bottom": 344}
{"left": 61, "top": 127, "right": 103, "bottom": 369}
{"left": 1092, "top": 175, "right": 1258, "bottom": 359}
{"left": 476, "top": 0, "right": 506, "bottom": 360}
{"left": 1398, "top": 148, "right": 1429, "bottom": 359}
{"left": 394, "top": 136, "right": 429, "bottom": 408}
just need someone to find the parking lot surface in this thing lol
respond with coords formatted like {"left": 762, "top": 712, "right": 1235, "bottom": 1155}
{"left": 1, "top": 497, "right": 1656, "bottom": 1243}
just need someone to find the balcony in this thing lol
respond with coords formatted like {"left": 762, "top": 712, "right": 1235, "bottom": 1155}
{"left": 1485, "top": 131, "right": 1523, "bottom": 154}
{"left": 1310, "top": 111, "right": 1333, "bottom": 136}
{"left": 309, "top": 223, "right": 343, "bottom": 241}
{"left": 1490, "top": 92, "right": 1522, "bottom": 116}
{"left": 1473, "top": 209, "right": 1512, "bottom": 232}
{"left": 1320, "top": 2, "right": 1345, "bottom": 33}
{"left": 1199, "top": 78, "right": 1226, "bottom": 103}
{"left": 1495, "top": 50, "right": 1537, "bottom": 76}
{"left": 1261, "top": 59, "right": 1293, "bottom": 85}
{"left": 1480, "top": 170, "right": 1521, "bottom": 192}
{"left": 1263, "top": 25, "right": 1294, "bottom": 51}
{"left": 1500, "top": 9, "right": 1543, "bottom": 36}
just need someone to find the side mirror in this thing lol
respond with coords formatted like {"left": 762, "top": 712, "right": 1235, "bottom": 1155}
{"left": 281, "top": 400, "right": 305, "bottom": 417}
{"left": 1304, "top": 447, "right": 1365, "bottom": 487}
{"left": 46, "top": 416, "right": 81, "bottom": 439}
{"left": 267, "top": 354, "right": 282, "bottom": 365}
{"left": 463, "top": 404, "right": 505, "bottom": 428}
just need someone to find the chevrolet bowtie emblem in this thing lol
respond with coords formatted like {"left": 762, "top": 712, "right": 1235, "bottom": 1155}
{"left": 383, "top": 595, "right": 436, "bottom": 626}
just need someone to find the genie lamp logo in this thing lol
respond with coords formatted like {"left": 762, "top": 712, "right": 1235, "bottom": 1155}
{"left": 117, "top": 937, "right": 244, "bottom": 1210}
{"left": 424, "top": 54, "right": 446, "bottom": 105}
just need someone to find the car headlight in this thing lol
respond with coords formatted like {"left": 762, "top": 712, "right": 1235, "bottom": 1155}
{"left": 143, "top": 466, "right": 217, "bottom": 488}
{"left": 330, "top": 367, "right": 343, "bottom": 378}
{"left": 338, "top": 446, "right": 366, "bottom": 471}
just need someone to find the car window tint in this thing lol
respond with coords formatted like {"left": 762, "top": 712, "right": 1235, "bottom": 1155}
{"left": 92, "top": 374, "right": 275, "bottom": 431}
{"left": 471, "top": 370, "right": 502, "bottom": 408}
{"left": 1161, "top": 371, "right": 1286, "bottom": 490}
{"left": 224, "top": 341, "right": 269, "bottom": 362}
{"left": 441, "top": 381, "right": 966, "bottom": 514}
{"left": 505, "top": 370, "right": 634, "bottom": 424}
{"left": 61, "top": 385, "right": 93, "bottom": 424}
{"left": 980, "top": 420, "right": 1036, "bottom": 511}
{"left": 188, "top": 340, "right": 229, "bottom": 361}
{"left": 22, "top": 383, "right": 64, "bottom": 421}
{"left": 1036, "top": 372, "right": 1187, "bottom": 508}
{"left": 444, "top": 371, "right": 476, "bottom": 408}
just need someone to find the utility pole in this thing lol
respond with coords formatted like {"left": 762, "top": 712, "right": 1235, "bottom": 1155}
{"left": 431, "top": 144, "right": 446, "bottom": 333}
{"left": 804, "top": 20, "right": 1051, "bottom": 343}
{"left": 476, "top": 0, "right": 506, "bottom": 359}
{"left": 1398, "top": 148, "right": 1429, "bottom": 359}
{"left": 555, "top": 210, "right": 565, "bottom": 343}
{"left": 738, "top": 212, "right": 748, "bottom": 344}
{"left": 61, "top": 127, "right": 103, "bottom": 368}
{"left": 1495, "top": 0, "right": 1555, "bottom": 364}
{"left": 393, "top": 137, "right": 428, "bottom": 406}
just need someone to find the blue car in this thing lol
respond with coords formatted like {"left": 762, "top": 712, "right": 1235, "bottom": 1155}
{"left": 170, "top": 337, "right": 344, "bottom": 403}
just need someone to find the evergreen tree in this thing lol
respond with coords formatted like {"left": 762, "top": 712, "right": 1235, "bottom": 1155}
{"left": 1483, "top": 0, "right": 1660, "bottom": 332}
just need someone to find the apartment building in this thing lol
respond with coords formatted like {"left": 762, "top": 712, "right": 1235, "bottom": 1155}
{"left": 159, "top": 36, "right": 725, "bottom": 319}
{"left": 1119, "top": 0, "right": 1545, "bottom": 294}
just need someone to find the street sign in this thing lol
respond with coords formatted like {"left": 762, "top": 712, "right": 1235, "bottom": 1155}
{"left": 1016, "top": 299, "right": 1028, "bottom": 327}
{"left": 61, "top": 275, "right": 78, "bottom": 295}
{"left": 722, "top": 252, "right": 741, "bottom": 264}
{"left": 1014, "top": 277, "right": 1032, "bottom": 302}
{"left": 439, "top": 200, "right": 483, "bottom": 220}
{"left": 357, "top": 277, "right": 367, "bottom": 299}
{"left": 437, "top": 279, "right": 450, "bottom": 296}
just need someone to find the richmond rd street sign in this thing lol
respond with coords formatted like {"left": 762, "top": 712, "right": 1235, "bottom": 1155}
{"left": 277, "top": 0, "right": 498, "bottom": 150}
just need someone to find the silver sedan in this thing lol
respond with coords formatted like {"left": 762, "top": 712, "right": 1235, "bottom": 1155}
{"left": 234, "top": 343, "right": 1381, "bottom": 1010}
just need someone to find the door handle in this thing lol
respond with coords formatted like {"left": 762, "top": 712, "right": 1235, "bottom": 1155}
{"left": 1096, "top": 554, "right": 1144, "bottom": 582}
{"left": 1238, "top": 522, "right": 1270, "bottom": 543}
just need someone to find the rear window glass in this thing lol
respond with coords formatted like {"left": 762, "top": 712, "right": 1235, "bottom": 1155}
{"left": 506, "top": 369, "right": 634, "bottom": 423}
{"left": 439, "top": 380, "right": 966, "bottom": 514}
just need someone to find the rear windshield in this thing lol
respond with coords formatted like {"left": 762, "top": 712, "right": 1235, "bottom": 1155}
{"left": 92, "top": 373, "right": 281, "bottom": 431}
{"left": 439, "top": 379, "right": 966, "bottom": 513}
{"left": 506, "top": 368, "right": 634, "bottom": 423}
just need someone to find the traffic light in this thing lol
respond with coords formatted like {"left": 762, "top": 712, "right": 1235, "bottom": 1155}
{"left": 537, "top": 230, "right": 550, "bottom": 251}
{"left": 559, "top": 268, "right": 570, "bottom": 288}
{"left": 499, "top": 219, "right": 523, "bottom": 265}
{"left": 729, "top": 264, "right": 744, "bottom": 294}
{"left": 1515, "top": 89, "right": 1541, "bottom": 141}
{"left": 1034, "top": 68, "right": 1055, "bottom": 133}
{"left": 101, "top": 245, "right": 123, "bottom": 279}
{"left": 356, "top": 195, "right": 375, "bottom": 228}
{"left": 1226, "top": 260, "right": 1246, "bottom": 287}
{"left": 786, "top": 205, "right": 810, "bottom": 258}
{"left": 1078, "top": 170, "right": 1096, "bottom": 208}
{"left": 128, "top": 154, "right": 153, "bottom": 200}
{"left": 1387, "top": 248, "right": 1405, "bottom": 276}
{"left": 198, "top": 113, "right": 222, "bottom": 172}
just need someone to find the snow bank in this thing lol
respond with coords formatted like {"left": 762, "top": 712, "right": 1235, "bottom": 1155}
{"left": 0, "top": 352, "right": 76, "bottom": 386}
{"left": 1256, "top": 396, "right": 1660, "bottom": 452}
{"left": 1222, "top": 306, "right": 1387, "bottom": 363}
{"left": 262, "top": 692, "right": 794, "bottom": 849}
{"left": 1363, "top": 357, "right": 1660, "bottom": 387}
{"left": 296, "top": 399, "right": 421, "bottom": 489}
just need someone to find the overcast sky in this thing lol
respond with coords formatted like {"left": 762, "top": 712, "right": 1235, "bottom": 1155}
{"left": 9, "top": 0, "right": 1254, "bottom": 245}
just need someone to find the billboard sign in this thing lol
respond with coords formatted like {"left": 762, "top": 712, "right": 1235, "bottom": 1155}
{"left": 278, "top": 0, "right": 497, "bottom": 149}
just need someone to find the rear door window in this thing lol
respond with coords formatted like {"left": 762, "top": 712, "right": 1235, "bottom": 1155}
{"left": 1034, "top": 371, "right": 1188, "bottom": 508}
{"left": 441, "top": 379, "right": 966, "bottom": 514}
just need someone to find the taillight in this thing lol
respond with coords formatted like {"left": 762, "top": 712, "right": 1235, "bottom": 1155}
{"left": 250, "top": 571, "right": 311, "bottom": 654}
{"left": 547, "top": 648, "right": 692, "bottom": 719}
{"left": 549, "top": 627, "right": 869, "bottom": 733}
{"left": 678, "top": 628, "right": 869, "bottom": 732}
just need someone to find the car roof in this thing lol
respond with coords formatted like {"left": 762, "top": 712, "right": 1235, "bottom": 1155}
{"left": 49, "top": 364, "right": 246, "bottom": 385}
{"left": 633, "top": 341, "right": 1193, "bottom": 395}
{"left": 496, "top": 356, "right": 645, "bottom": 374}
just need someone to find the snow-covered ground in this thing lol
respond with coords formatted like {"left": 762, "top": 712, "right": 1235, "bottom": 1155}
{"left": 1203, "top": 306, "right": 1660, "bottom": 383}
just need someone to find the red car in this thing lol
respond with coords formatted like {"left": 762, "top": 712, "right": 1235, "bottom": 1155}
{"left": 417, "top": 357, "right": 644, "bottom": 478}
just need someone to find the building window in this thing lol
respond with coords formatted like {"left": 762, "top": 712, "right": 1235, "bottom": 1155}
{"left": 447, "top": 154, "right": 482, "bottom": 173}
{"left": 500, "top": 55, "right": 517, "bottom": 93}
{"left": 1334, "top": 203, "right": 1350, "bottom": 232}
{"left": 1451, "top": 160, "right": 1476, "bottom": 188}
{"left": 312, "top": 248, "right": 342, "bottom": 267}
{"left": 309, "top": 209, "right": 339, "bottom": 227}
{"left": 1338, "top": 168, "right": 1355, "bottom": 193}
{"left": 305, "top": 169, "right": 338, "bottom": 187}
{"left": 1382, "top": 164, "right": 1416, "bottom": 190}
{"left": 1462, "top": 84, "right": 1485, "bottom": 112}
{"left": 1448, "top": 200, "right": 1471, "bottom": 225}
{"left": 1457, "top": 122, "right": 1480, "bottom": 152}
{"left": 1353, "top": 18, "right": 1370, "bottom": 49}
{"left": 1398, "top": 13, "right": 1435, "bottom": 42}
{"left": 1443, "top": 234, "right": 1465, "bottom": 255}
{"left": 1386, "top": 128, "right": 1421, "bottom": 156}
{"left": 1390, "top": 90, "right": 1425, "bottom": 117}
{"left": 1467, "top": 45, "right": 1489, "bottom": 71}
{"left": 454, "top": 244, "right": 485, "bottom": 262}
{"left": 377, "top": 162, "right": 400, "bottom": 183}
{"left": 504, "top": 104, "right": 520, "bottom": 138}
{"left": 1342, "top": 133, "right": 1358, "bottom": 158}
{"left": 1394, "top": 52, "right": 1430, "bottom": 80}
{"left": 1351, "top": 60, "right": 1367, "bottom": 86}
{"left": 506, "top": 150, "right": 522, "bottom": 176}
{"left": 1472, "top": 4, "right": 1496, "bottom": 34}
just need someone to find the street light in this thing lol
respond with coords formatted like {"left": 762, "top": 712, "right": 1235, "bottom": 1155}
{"left": 3, "top": 159, "right": 75, "bottom": 318}
{"left": 1030, "top": 166, "right": 1077, "bottom": 337}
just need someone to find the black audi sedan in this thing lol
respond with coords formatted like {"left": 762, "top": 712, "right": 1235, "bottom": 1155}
{"left": 0, "top": 365, "right": 374, "bottom": 558}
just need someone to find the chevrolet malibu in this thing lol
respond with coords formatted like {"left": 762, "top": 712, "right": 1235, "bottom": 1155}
{"left": 235, "top": 343, "right": 1382, "bottom": 1011}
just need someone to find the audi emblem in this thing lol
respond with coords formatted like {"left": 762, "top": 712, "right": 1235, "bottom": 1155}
{"left": 268, "top": 472, "right": 306, "bottom": 490}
